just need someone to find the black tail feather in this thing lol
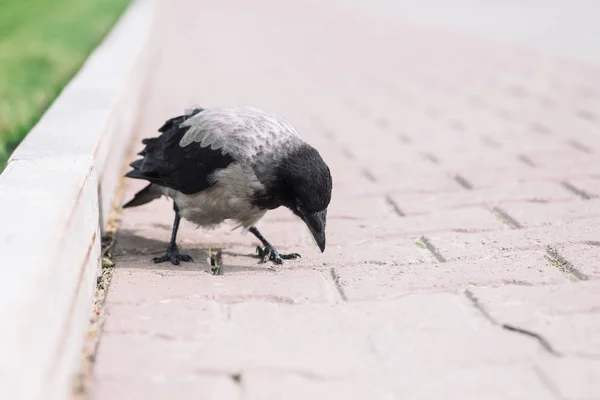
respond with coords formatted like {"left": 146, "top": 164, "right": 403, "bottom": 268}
{"left": 129, "top": 159, "right": 143, "bottom": 170}
{"left": 122, "top": 183, "right": 161, "bottom": 208}
{"left": 124, "top": 169, "right": 145, "bottom": 180}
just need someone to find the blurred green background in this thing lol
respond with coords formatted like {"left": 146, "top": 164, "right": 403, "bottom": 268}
{"left": 0, "top": 0, "right": 130, "bottom": 171}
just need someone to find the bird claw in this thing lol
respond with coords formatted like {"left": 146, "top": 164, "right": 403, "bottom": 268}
{"left": 256, "top": 245, "right": 301, "bottom": 265}
{"left": 152, "top": 246, "right": 193, "bottom": 265}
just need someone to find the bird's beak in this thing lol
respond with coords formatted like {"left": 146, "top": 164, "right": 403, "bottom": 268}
{"left": 301, "top": 209, "right": 327, "bottom": 252}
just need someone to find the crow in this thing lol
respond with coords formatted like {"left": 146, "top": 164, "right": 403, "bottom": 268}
{"left": 122, "top": 106, "right": 332, "bottom": 265}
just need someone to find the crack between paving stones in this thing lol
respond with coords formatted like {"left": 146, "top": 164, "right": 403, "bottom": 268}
{"left": 420, "top": 151, "right": 440, "bottom": 164}
{"left": 533, "top": 366, "right": 564, "bottom": 400}
{"left": 194, "top": 367, "right": 341, "bottom": 383}
{"left": 544, "top": 246, "right": 587, "bottom": 281}
{"left": 398, "top": 133, "right": 412, "bottom": 144}
{"left": 489, "top": 206, "right": 523, "bottom": 229}
{"left": 361, "top": 168, "right": 377, "bottom": 182}
{"left": 230, "top": 372, "right": 244, "bottom": 398}
{"left": 567, "top": 139, "right": 593, "bottom": 154}
{"left": 453, "top": 174, "right": 473, "bottom": 190}
{"left": 385, "top": 195, "right": 405, "bottom": 217}
{"left": 560, "top": 181, "right": 594, "bottom": 200}
{"left": 341, "top": 146, "right": 356, "bottom": 160}
{"left": 329, "top": 268, "right": 348, "bottom": 301}
{"left": 516, "top": 154, "right": 537, "bottom": 168}
{"left": 415, "top": 236, "right": 446, "bottom": 263}
{"left": 464, "top": 290, "right": 562, "bottom": 357}
{"left": 464, "top": 290, "right": 496, "bottom": 323}
{"left": 502, "top": 325, "right": 561, "bottom": 356}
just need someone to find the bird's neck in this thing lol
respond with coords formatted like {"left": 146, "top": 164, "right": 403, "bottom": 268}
{"left": 251, "top": 172, "right": 296, "bottom": 212}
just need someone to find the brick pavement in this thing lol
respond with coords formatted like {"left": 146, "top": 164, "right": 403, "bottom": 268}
{"left": 92, "top": 0, "right": 600, "bottom": 398}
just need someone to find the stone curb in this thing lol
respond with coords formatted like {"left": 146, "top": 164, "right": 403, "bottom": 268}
{"left": 0, "top": 0, "right": 157, "bottom": 398}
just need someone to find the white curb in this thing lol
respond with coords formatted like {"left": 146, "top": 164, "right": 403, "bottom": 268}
{"left": 0, "top": 0, "right": 157, "bottom": 398}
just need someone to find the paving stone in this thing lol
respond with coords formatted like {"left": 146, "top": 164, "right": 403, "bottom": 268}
{"left": 500, "top": 198, "right": 600, "bottom": 228}
{"left": 551, "top": 242, "right": 600, "bottom": 279}
{"left": 93, "top": 376, "right": 239, "bottom": 400}
{"left": 334, "top": 251, "right": 567, "bottom": 300}
{"left": 105, "top": 263, "right": 335, "bottom": 305}
{"left": 389, "top": 181, "right": 578, "bottom": 215}
{"left": 242, "top": 365, "right": 555, "bottom": 400}
{"left": 427, "top": 218, "right": 600, "bottom": 261}
{"left": 471, "top": 281, "right": 600, "bottom": 323}
{"left": 471, "top": 282, "right": 600, "bottom": 357}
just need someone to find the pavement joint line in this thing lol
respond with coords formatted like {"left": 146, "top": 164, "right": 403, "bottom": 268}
{"left": 464, "top": 290, "right": 562, "bottom": 357}
{"left": 530, "top": 122, "right": 551, "bottom": 135}
{"left": 463, "top": 289, "right": 496, "bottom": 324}
{"left": 385, "top": 196, "right": 406, "bottom": 217}
{"left": 448, "top": 119, "right": 466, "bottom": 131}
{"left": 340, "top": 147, "right": 356, "bottom": 160}
{"left": 490, "top": 206, "right": 523, "bottom": 229}
{"left": 329, "top": 268, "right": 348, "bottom": 301}
{"left": 577, "top": 109, "right": 597, "bottom": 122}
{"left": 308, "top": 115, "right": 335, "bottom": 140}
{"left": 376, "top": 117, "right": 390, "bottom": 129}
{"left": 544, "top": 246, "right": 588, "bottom": 281}
{"left": 452, "top": 174, "right": 473, "bottom": 190}
{"left": 420, "top": 151, "right": 440, "bottom": 164}
{"left": 415, "top": 236, "right": 446, "bottom": 263}
{"left": 566, "top": 139, "right": 593, "bottom": 154}
{"left": 232, "top": 372, "right": 245, "bottom": 400}
{"left": 502, "top": 324, "right": 562, "bottom": 356}
{"left": 361, "top": 168, "right": 377, "bottom": 183}
{"left": 481, "top": 135, "right": 503, "bottom": 149}
{"left": 231, "top": 373, "right": 242, "bottom": 385}
{"left": 560, "top": 181, "right": 594, "bottom": 200}
{"left": 398, "top": 133, "right": 412, "bottom": 144}
{"left": 516, "top": 154, "right": 537, "bottom": 168}
{"left": 533, "top": 366, "right": 565, "bottom": 400}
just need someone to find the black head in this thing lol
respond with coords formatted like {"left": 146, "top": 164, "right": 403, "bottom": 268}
{"left": 255, "top": 144, "right": 332, "bottom": 252}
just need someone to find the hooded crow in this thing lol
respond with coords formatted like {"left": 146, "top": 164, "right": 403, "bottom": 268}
{"left": 123, "top": 106, "right": 332, "bottom": 265}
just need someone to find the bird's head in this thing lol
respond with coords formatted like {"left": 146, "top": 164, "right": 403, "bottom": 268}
{"left": 260, "top": 144, "right": 332, "bottom": 252}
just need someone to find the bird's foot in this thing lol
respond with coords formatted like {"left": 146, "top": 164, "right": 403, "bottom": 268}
{"left": 256, "top": 245, "right": 301, "bottom": 265}
{"left": 152, "top": 245, "right": 193, "bottom": 266}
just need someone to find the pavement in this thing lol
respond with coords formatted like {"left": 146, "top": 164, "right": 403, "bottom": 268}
{"left": 92, "top": 0, "right": 600, "bottom": 398}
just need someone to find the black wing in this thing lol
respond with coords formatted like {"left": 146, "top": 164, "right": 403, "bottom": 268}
{"left": 125, "top": 108, "right": 235, "bottom": 195}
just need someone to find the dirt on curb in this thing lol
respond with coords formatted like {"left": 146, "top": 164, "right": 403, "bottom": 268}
{"left": 71, "top": 184, "right": 125, "bottom": 399}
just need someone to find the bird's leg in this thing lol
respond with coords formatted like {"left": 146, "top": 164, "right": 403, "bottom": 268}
{"left": 249, "top": 226, "right": 300, "bottom": 265}
{"left": 153, "top": 203, "right": 193, "bottom": 265}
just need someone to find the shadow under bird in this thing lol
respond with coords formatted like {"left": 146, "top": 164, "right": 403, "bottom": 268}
{"left": 122, "top": 106, "right": 333, "bottom": 265}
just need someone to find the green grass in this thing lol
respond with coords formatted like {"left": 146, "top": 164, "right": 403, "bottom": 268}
{"left": 0, "top": 0, "right": 130, "bottom": 171}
